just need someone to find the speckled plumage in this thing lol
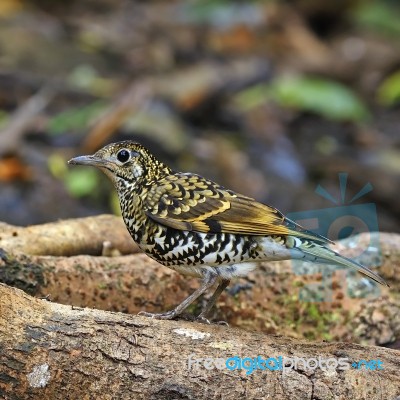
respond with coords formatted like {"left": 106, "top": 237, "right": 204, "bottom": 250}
{"left": 69, "top": 141, "right": 387, "bottom": 321}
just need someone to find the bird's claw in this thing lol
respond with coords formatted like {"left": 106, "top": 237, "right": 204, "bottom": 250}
{"left": 196, "top": 316, "right": 229, "bottom": 326}
{"left": 137, "top": 310, "right": 177, "bottom": 320}
{"left": 137, "top": 310, "right": 229, "bottom": 325}
{"left": 196, "top": 316, "right": 211, "bottom": 324}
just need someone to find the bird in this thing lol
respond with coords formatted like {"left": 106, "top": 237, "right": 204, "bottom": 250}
{"left": 68, "top": 141, "right": 387, "bottom": 321}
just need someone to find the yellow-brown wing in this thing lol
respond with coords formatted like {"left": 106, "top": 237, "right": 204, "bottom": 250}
{"left": 144, "top": 173, "right": 328, "bottom": 243}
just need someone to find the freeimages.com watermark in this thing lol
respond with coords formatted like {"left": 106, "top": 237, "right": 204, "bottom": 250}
{"left": 187, "top": 354, "right": 384, "bottom": 375}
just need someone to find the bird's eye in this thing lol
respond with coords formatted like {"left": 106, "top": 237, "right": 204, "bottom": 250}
{"left": 117, "top": 149, "right": 130, "bottom": 163}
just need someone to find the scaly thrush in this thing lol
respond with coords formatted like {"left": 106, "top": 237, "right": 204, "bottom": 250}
{"left": 68, "top": 141, "right": 387, "bottom": 321}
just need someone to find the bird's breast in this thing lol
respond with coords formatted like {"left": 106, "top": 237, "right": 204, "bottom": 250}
{"left": 134, "top": 223, "right": 262, "bottom": 268}
{"left": 123, "top": 213, "right": 292, "bottom": 269}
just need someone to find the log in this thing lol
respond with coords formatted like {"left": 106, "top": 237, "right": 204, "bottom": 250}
{"left": 0, "top": 218, "right": 399, "bottom": 345}
{"left": 0, "top": 250, "right": 194, "bottom": 315}
{"left": 0, "top": 215, "right": 138, "bottom": 256}
{"left": 0, "top": 283, "right": 399, "bottom": 400}
{"left": 1, "top": 246, "right": 393, "bottom": 342}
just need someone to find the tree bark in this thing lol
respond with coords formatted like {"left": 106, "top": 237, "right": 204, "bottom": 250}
{"left": 0, "top": 250, "right": 194, "bottom": 315}
{"left": 0, "top": 283, "right": 399, "bottom": 400}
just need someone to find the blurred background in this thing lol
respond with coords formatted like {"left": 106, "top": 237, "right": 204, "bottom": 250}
{"left": 0, "top": 0, "right": 399, "bottom": 233}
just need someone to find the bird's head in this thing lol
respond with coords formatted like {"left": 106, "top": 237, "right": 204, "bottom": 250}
{"left": 68, "top": 141, "right": 171, "bottom": 189}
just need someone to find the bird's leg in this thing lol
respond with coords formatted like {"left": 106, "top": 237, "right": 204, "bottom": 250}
{"left": 197, "top": 279, "right": 230, "bottom": 322}
{"left": 138, "top": 271, "right": 218, "bottom": 320}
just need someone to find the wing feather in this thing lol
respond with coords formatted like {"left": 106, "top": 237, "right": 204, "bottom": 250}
{"left": 145, "top": 173, "right": 328, "bottom": 243}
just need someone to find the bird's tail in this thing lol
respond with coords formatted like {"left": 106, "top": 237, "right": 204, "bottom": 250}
{"left": 288, "top": 237, "right": 388, "bottom": 286}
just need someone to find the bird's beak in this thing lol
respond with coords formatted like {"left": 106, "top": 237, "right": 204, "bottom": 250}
{"left": 68, "top": 155, "right": 108, "bottom": 167}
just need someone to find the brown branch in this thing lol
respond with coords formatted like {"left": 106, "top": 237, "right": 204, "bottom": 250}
{"left": 0, "top": 214, "right": 138, "bottom": 256}
{"left": 0, "top": 86, "right": 55, "bottom": 156}
{"left": 82, "top": 81, "right": 152, "bottom": 153}
{"left": 0, "top": 283, "right": 399, "bottom": 399}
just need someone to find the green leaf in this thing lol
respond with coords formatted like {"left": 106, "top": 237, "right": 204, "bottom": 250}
{"left": 64, "top": 168, "right": 99, "bottom": 197}
{"left": 269, "top": 76, "right": 369, "bottom": 122}
{"left": 47, "top": 153, "right": 68, "bottom": 179}
{"left": 233, "top": 83, "right": 270, "bottom": 111}
{"left": 0, "top": 109, "right": 9, "bottom": 129}
{"left": 352, "top": 1, "right": 400, "bottom": 39}
{"left": 182, "top": 0, "right": 264, "bottom": 26}
{"left": 109, "top": 191, "right": 122, "bottom": 216}
{"left": 48, "top": 101, "right": 106, "bottom": 136}
{"left": 68, "top": 65, "right": 116, "bottom": 96}
{"left": 377, "top": 70, "right": 400, "bottom": 106}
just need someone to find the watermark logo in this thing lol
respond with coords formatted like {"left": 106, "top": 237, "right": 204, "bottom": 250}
{"left": 287, "top": 173, "right": 381, "bottom": 301}
{"left": 187, "top": 354, "right": 384, "bottom": 375}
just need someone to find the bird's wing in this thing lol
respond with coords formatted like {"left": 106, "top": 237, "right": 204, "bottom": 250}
{"left": 145, "top": 173, "right": 329, "bottom": 243}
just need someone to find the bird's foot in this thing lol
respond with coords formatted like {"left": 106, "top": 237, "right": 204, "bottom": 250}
{"left": 137, "top": 310, "right": 177, "bottom": 320}
{"left": 196, "top": 316, "right": 211, "bottom": 324}
{"left": 137, "top": 310, "right": 229, "bottom": 326}
{"left": 196, "top": 314, "right": 229, "bottom": 326}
